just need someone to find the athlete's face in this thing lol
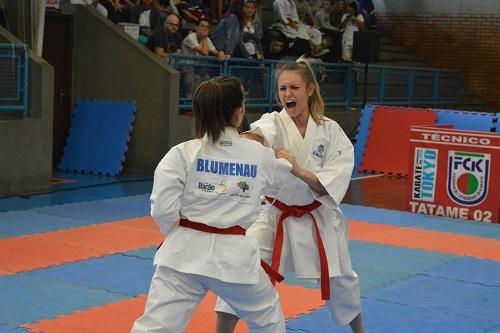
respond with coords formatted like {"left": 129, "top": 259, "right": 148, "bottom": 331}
{"left": 278, "top": 70, "right": 313, "bottom": 120}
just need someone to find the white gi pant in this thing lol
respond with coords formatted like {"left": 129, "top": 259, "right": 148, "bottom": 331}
{"left": 215, "top": 215, "right": 361, "bottom": 326}
{"left": 132, "top": 265, "right": 285, "bottom": 333}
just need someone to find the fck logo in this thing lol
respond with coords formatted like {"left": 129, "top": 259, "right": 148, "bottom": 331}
{"left": 447, "top": 151, "right": 490, "bottom": 206}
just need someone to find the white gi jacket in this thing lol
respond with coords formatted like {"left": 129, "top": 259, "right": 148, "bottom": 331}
{"left": 152, "top": 128, "right": 292, "bottom": 284}
{"left": 247, "top": 110, "right": 355, "bottom": 279}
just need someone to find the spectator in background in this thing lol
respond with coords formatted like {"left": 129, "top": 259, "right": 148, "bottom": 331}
{"left": 182, "top": 18, "right": 226, "bottom": 60}
{"left": 271, "top": 0, "right": 326, "bottom": 58}
{"left": 127, "top": 0, "right": 162, "bottom": 44}
{"left": 100, "top": 0, "right": 123, "bottom": 23}
{"left": 316, "top": 0, "right": 342, "bottom": 61}
{"left": 147, "top": 14, "right": 183, "bottom": 58}
{"left": 359, "top": 0, "right": 376, "bottom": 29}
{"left": 241, "top": 0, "right": 264, "bottom": 59}
{"left": 260, "top": 28, "right": 287, "bottom": 60}
{"left": 83, "top": 0, "right": 109, "bottom": 17}
{"left": 294, "top": 0, "right": 316, "bottom": 27}
{"left": 330, "top": 0, "right": 345, "bottom": 29}
{"left": 181, "top": 18, "right": 227, "bottom": 98}
{"left": 157, "top": 0, "right": 180, "bottom": 22}
{"left": 340, "top": 1, "right": 364, "bottom": 62}
{"left": 211, "top": 0, "right": 249, "bottom": 58}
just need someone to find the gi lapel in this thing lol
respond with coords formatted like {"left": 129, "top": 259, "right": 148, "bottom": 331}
{"left": 296, "top": 117, "right": 317, "bottom": 168}
{"left": 278, "top": 109, "right": 303, "bottom": 154}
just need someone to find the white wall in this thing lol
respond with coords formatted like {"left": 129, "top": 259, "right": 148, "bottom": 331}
{"left": 372, "top": 0, "right": 500, "bottom": 14}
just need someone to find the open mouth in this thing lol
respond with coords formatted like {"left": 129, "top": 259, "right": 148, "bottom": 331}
{"left": 285, "top": 101, "right": 297, "bottom": 108}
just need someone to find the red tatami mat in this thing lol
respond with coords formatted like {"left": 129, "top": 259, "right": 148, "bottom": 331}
{"left": 358, "top": 106, "right": 437, "bottom": 175}
{"left": 350, "top": 220, "right": 500, "bottom": 261}
{"left": 0, "top": 217, "right": 163, "bottom": 275}
{"left": 22, "top": 284, "right": 322, "bottom": 333}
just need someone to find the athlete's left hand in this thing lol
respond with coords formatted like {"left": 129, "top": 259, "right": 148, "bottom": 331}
{"left": 275, "top": 148, "right": 299, "bottom": 171}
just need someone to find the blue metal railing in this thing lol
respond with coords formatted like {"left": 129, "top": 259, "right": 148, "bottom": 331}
{"left": 169, "top": 55, "right": 462, "bottom": 112}
{"left": 0, "top": 43, "right": 29, "bottom": 117}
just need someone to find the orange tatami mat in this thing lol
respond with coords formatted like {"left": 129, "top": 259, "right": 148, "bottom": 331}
{"left": 22, "top": 284, "right": 322, "bottom": 333}
{"left": 2, "top": 217, "right": 500, "bottom": 277}
{"left": 0, "top": 217, "right": 163, "bottom": 275}
{"left": 350, "top": 220, "right": 500, "bottom": 261}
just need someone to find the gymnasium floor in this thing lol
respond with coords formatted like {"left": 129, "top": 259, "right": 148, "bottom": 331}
{"left": 0, "top": 172, "right": 499, "bottom": 333}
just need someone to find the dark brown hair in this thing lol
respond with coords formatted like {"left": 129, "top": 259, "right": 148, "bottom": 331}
{"left": 193, "top": 76, "right": 245, "bottom": 143}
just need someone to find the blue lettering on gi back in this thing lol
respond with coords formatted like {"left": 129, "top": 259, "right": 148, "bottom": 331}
{"left": 196, "top": 158, "right": 257, "bottom": 178}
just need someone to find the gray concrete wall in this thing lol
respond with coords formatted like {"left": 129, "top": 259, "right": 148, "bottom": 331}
{"left": 373, "top": 0, "right": 500, "bottom": 14}
{"left": 71, "top": 5, "right": 192, "bottom": 175}
{"left": 0, "top": 26, "right": 54, "bottom": 196}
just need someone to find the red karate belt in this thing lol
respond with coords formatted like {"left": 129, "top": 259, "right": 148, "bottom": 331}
{"left": 266, "top": 197, "right": 330, "bottom": 300}
{"left": 178, "top": 219, "right": 285, "bottom": 283}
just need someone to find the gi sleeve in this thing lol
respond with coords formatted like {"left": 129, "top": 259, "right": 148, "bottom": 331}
{"left": 262, "top": 147, "right": 293, "bottom": 195}
{"left": 315, "top": 122, "right": 354, "bottom": 207}
{"left": 150, "top": 146, "right": 187, "bottom": 236}
{"left": 248, "top": 112, "right": 279, "bottom": 148}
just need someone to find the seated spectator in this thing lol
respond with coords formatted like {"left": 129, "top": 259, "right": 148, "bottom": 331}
{"left": 147, "top": 14, "right": 183, "bottom": 58}
{"left": 181, "top": 18, "right": 226, "bottom": 97}
{"left": 262, "top": 29, "right": 287, "bottom": 60}
{"left": 271, "top": 0, "right": 326, "bottom": 58}
{"left": 182, "top": 18, "right": 226, "bottom": 61}
{"left": 127, "top": 0, "right": 162, "bottom": 44}
{"left": 294, "top": 0, "right": 316, "bottom": 27}
{"left": 241, "top": 0, "right": 264, "bottom": 59}
{"left": 316, "top": 0, "right": 342, "bottom": 61}
{"left": 100, "top": 0, "right": 123, "bottom": 23}
{"left": 211, "top": 0, "right": 249, "bottom": 58}
{"left": 340, "top": 1, "right": 364, "bottom": 62}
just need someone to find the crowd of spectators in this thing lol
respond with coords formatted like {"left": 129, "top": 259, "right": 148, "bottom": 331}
{"left": 84, "top": 0, "right": 376, "bottom": 63}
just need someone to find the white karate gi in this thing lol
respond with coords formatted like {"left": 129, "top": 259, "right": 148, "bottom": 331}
{"left": 341, "top": 13, "right": 364, "bottom": 62}
{"left": 272, "top": 0, "right": 322, "bottom": 45}
{"left": 216, "top": 110, "right": 361, "bottom": 326}
{"left": 131, "top": 128, "right": 292, "bottom": 333}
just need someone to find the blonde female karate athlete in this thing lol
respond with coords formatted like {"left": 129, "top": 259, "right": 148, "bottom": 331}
{"left": 215, "top": 60, "right": 367, "bottom": 333}
{"left": 131, "top": 76, "right": 294, "bottom": 333}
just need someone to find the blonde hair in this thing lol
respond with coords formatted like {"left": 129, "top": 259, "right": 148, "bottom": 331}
{"left": 275, "top": 58, "right": 325, "bottom": 124}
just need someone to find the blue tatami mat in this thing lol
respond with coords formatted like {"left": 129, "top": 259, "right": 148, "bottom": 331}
{"left": 422, "top": 257, "right": 500, "bottom": 287}
{"left": 366, "top": 275, "right": 500, "bottom": 322}
{"left": 0, "top": 211, "right": 88, "bottom": 239}
{"left": 0, "top": 274, "right": 125, "bottom": 327}
{"left": 350, "top": 241, "right": 456, "bottom": 292}
{"left": 435, "top": 109, "right": 496, "bottom": 132}
{"left": 353, "top": 105, "right": 375, "bottom": 176}
{"left": 30, "top": 194, "right": 150, "bottom": 223}
{"left": 0, "top": 181, "right": 152, "bottom": 212}
{"left": 341, "top": 204, "right": 500, "bottom": 239}
{"left": 59, "top": 100, "right": 136, "bottom": 176}
{"left": 0, "top": 325, "right": 29, "bottom": 333}
{"left": 33, "top": 253, "right": 154, "bottom": 297}
{"left": 287, "top": 297, "right": 497, "bottom": 333}
{"left": 124, "top": 246, "right": 157, "bottom": 260}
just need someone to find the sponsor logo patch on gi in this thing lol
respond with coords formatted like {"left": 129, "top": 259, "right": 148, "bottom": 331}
{"left": 447, "top": 151, "right": 490, "bottom": 206}
{"left": 198, "top": 182, "right": 215, "bottom": 193}
{"left": 311, "top": 140, "right": 327, "bottom": 160}
{"left": 216, "top": 180, "right": 228, "bottom": 194}
{"left": 219, "top": 140, "right": 232, "bottom": 146}
{"left": 237, "top": 181, "right": 249, "bottom": 192}
{"left": 412, "top": 148, "right": 438, "bottom": 202}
